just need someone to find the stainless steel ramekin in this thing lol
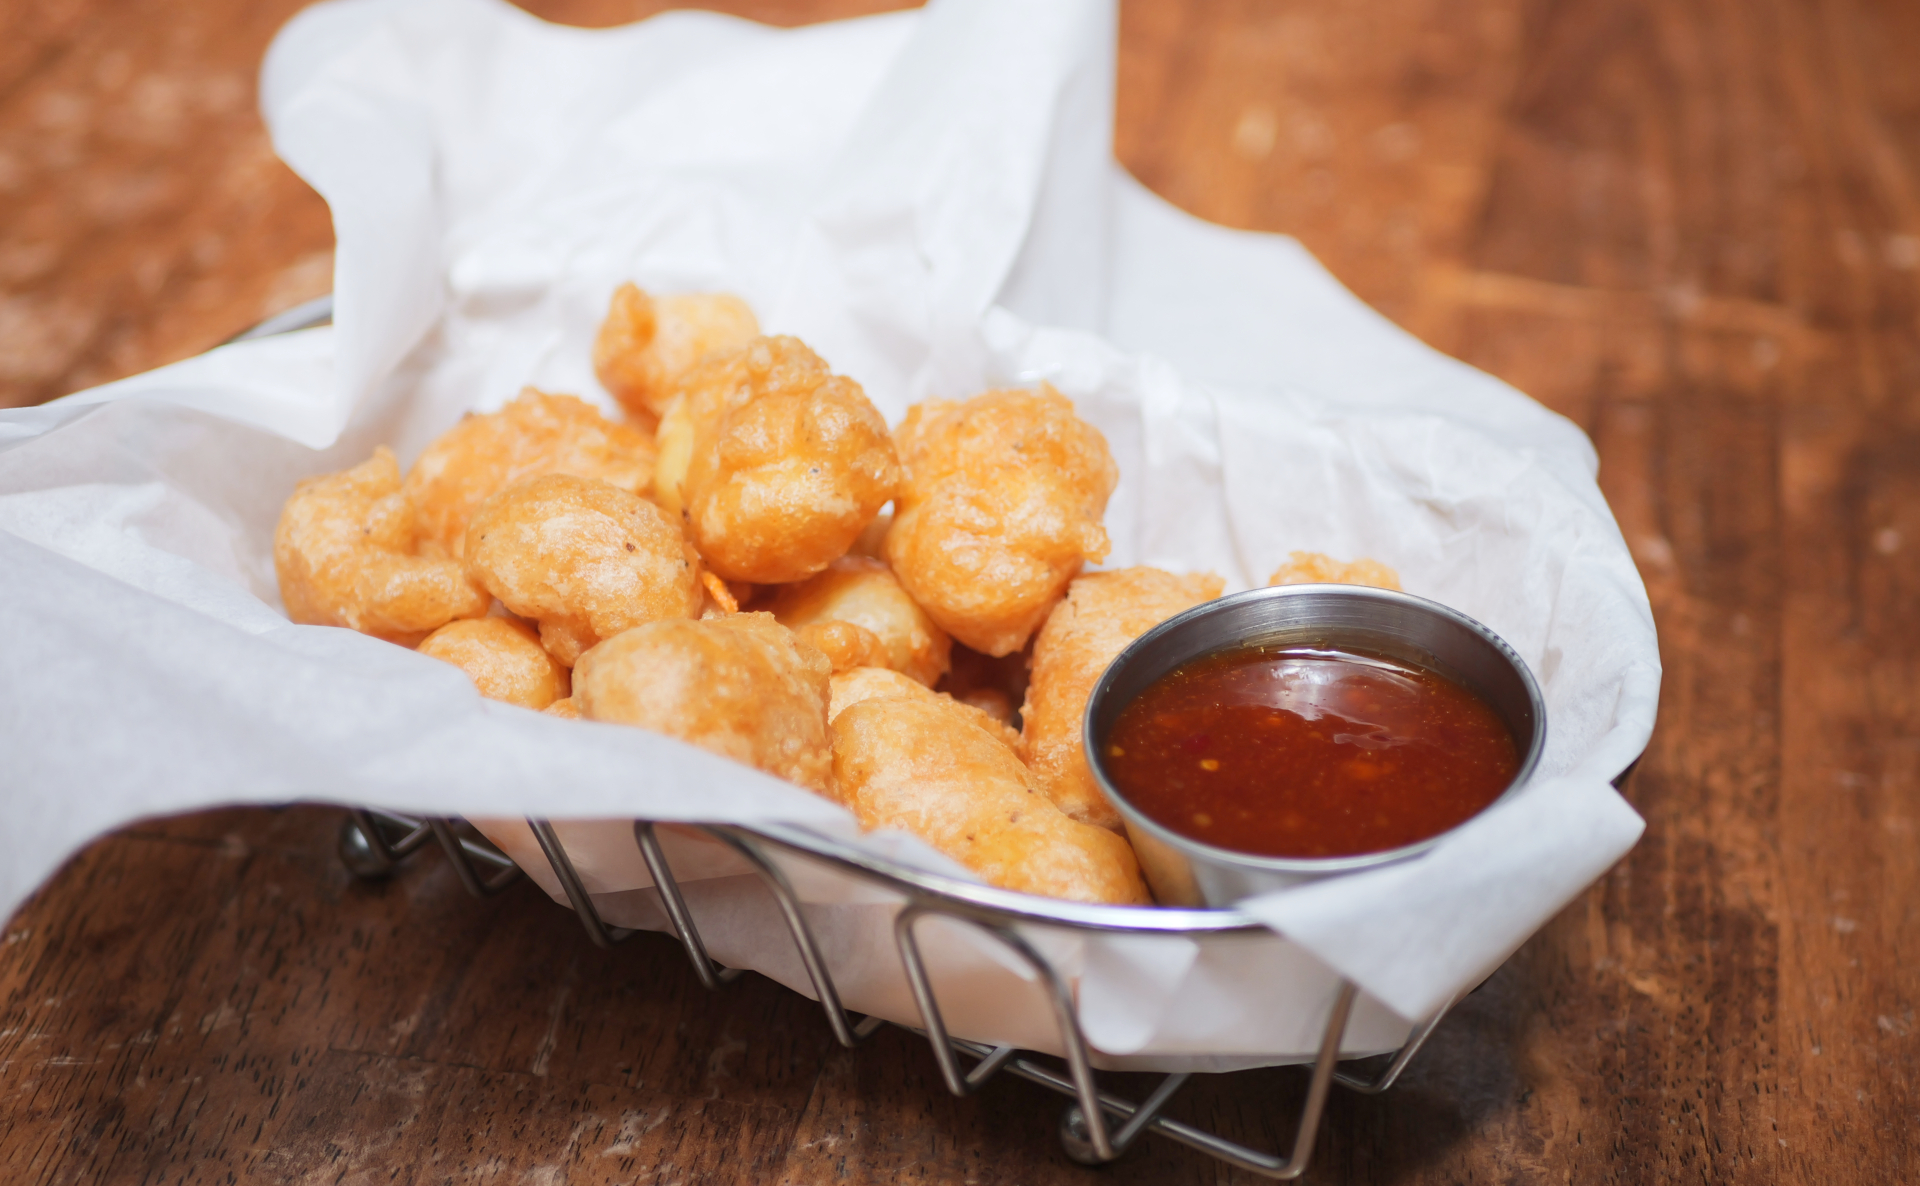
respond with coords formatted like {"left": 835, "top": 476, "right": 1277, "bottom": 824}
{"left": 1083, "top": 583, "right": 1547, "bottom": 906}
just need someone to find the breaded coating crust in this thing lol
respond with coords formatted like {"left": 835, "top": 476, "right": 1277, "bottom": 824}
{"left": 573, "top": 613, "right": 834, "bottom": 795}
{"left": 274, "top": 447, "right": 489, "bottom": 645}
{"left": 827, "top": 666, "right": 1022, "bottom": 753}
{"left": 1267, "top": 551, "right": 1402, "bottom": 590}
{"left": 953, "top": 687, "right": 1016, "bottom": 728}
{"left": 831, "top": 692, "right": 1150, "bottom": 904}
{"left": 544, "top": 696, "right": 580, "bottom": 719}
{"left": 536, "top": 617, "right": 600, "bottom": 668}
{"left": 593, "top": 284, "right": 761, "bottom": 422}
{"left": 828, "top": 665, "right": 937, "bottom": 722}
{"left": 794, "top": 620, "right": 891, "bottom": 673}
{"left": 417, "top": 616, "right": 571, "bottom": 710}
{"left": 849, "top": 508, "right": 892, "bottom": 559}
{"left": 885, "top": 385, "right": 1117, "bottom": 657}
{"left": 464, "top": 473, "right": 702, "bottom": 665}
{"left": 1022, "top": 567, "right": 1225, "bottom": 829}
{"left": 653, "top": 336, "right": 900, "bottom": 584}
{"left": 403, "top": 389, "right": 656, "bottom": 560}
{"left": 769, "top": 556, "right": 950, "bottom": 686}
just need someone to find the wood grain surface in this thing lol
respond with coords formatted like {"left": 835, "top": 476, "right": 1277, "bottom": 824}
{"left": 3, "top": 0, "right": 1917, "bottom": 1182}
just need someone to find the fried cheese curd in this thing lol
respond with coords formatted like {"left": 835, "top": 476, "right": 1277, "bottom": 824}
{"left": 767, "top": 556, "right": 951, "bottom": 685}
{"left": 274, "top": 447, "right": 489, "bottom": 645}
{"left": 828, "top": 670, "right": 1150, "bottom": 905}
{"left": 463, "top": 473, "right": 703, "bottom": 666}
{"left": 1267, "top": 551, "right": 1402, "bottom": 590}
{"left": 417, "top": 616, "right": 570, "bottom": 710}
{"left": 403, "top": 389, "right": 657, "bottom": 560}
{"left": 592, "top": 283, "right": 761, "bottom": 422}
{"left": 1022, "top": 567, "right": 1226, "bottom": 829}
{"left": 573, "top": 612, "right": 834, "bottom": 795}
{"left": 792, "top": 619, "right": 889, "bottom": 672}
{"left": 653, "top": 336, "right": 901, "bottom": 584}
{"left": 849, "top": 508, "right": 892, "bottom": 559}
{"left": 885, "top": 386, "right": 1117, "bottom": 657}
{"left": 828, "top": 665, "right": 1022, "bottom": 753}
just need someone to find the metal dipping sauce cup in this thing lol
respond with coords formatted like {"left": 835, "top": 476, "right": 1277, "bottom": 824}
{"left": 1083, "top": 584, "right": 1547, "bottom": 907}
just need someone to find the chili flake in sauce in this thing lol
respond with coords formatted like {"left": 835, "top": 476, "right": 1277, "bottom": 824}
{"left": 1102, "top": 644, "right": 1518, "bottom": 859}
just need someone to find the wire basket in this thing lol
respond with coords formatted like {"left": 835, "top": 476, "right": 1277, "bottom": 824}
{"left": 258, "top": 294, "right": 1629, "bottom": 1175}
{"left": 338, "top": 806, "right": 1462, "bottom": 1177}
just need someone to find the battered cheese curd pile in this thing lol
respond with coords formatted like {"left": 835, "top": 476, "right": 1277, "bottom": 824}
{"left": 273, "top": 285, "right": 1400, "bottom": 905}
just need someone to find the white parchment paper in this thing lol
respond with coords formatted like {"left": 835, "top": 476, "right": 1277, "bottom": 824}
{"left": 0, "top": 0, "right": 1658, "bottom": 1069}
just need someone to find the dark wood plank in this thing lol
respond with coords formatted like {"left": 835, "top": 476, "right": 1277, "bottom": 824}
{"left": 0, "top": 0, "right": 333, "bottom": 410}
{"left": 4, "top": 0, "right": 1920, "bottom": 1181}
{"left": 1, "top": 813, "right": 833, "bottom": 1184}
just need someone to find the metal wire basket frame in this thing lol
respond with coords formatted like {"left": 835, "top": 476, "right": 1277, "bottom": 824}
{"left": 339, "top": 807, "right": 1459, "bottom": 1177}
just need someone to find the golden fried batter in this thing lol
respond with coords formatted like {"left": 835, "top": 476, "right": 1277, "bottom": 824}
{"left": 417, "top": 616, "right": 570, "bottom": 710}
{"left": 653, "top": 336, "right": 900, "bottom": 584}
{"left": 1022, "top": 567, "right": 1225, "bottom": 829}
{"left": 544, "top": 696, "right": 580, "bottom": 719}
{"left": 535, "top": 617, "right": 600, "bottom": 668}
{"left": 1267, "top": 551, "right": 1402, "bottom": 590}
{"left": 464, "top": 473, "right": 703, "bottom": 665}
{"left": 831, "top": 690, "right": 1150, "bottom": 904}
{"left": 885, "top": 385, "right": 1117, "bottom": 657}
{"left": 403, "top": 389, "right": 656, "bottom": 560}
{"left": 572, "top": 612, "right": 834, "bottom": 795}
{"left": 953, "top": 687, "right": 1016, "bottom": 728}
{"left": 593, "top": 283, "right": 761, "bottom": 422}
{"left": 850, "top": 508, "right": 892, "bottom": 559}
{"left": 768, "top": 556, "right": 950, "bottom": 686}
{"left": 827, "top": 666, "right": 1022, "bottom": 753}
{"left": 828, "top": 665, "right": 934, "bottom": 721}
{"left": 274, "top": 447, "right": 489, "bottom": 646}
{"left": 794, "top": 620, "right": 890, "bottom": 673}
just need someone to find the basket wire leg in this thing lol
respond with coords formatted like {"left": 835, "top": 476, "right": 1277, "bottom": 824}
{"left": 892, "top": 906, "right": 1025, "bottom": 1097}
{"left": 895, "top": 900, "right": 1370, "bottom": 1178}
{"left": 427, "top": 817, "right": 521, "bottom": 898}
{"left": 1233, "top": 979, "right": 1358, "bottom": 1179}
{"left": 1059, "top": 981, "right": 1364, "bottom": 1179}
{"left": 354, "top": 809, "right": 432, "bottom": 858}
{"left": 1059, "top": 1069, "right": 1193, "bottom": 1163}
{"left": 632, "top": 822, "right": 742, "bottom": 989}
{"left": 1100, "top": 980, "right": 1358, "bottom": 1180}
{"left": 339, "top": 808, "right": 435, "bottom": 878}
{"left": 1332, "top": 990, "right": 1457, "bottom": 1094}
{"left": 702, "top": 826, "right": 884, "bottom": 1047}
{"left": 528, "top": 818, "right": 634, "bottom": 949}
{"left": 893, "top": 905, "right": 1121, "bottom": 1162}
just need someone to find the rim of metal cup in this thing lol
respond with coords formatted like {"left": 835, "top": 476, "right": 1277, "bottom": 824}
{"left": 1082, "top": 583, "right": 1549, "bottom": 881}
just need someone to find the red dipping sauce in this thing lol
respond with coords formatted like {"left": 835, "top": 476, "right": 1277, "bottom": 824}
{"left": 1102, "top": 644, "right": 1519, "bottom": 859}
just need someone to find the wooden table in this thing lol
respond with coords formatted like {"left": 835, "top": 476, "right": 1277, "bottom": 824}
{"left": 4, "top": 0, "right": 1916, "bottom": 1181}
